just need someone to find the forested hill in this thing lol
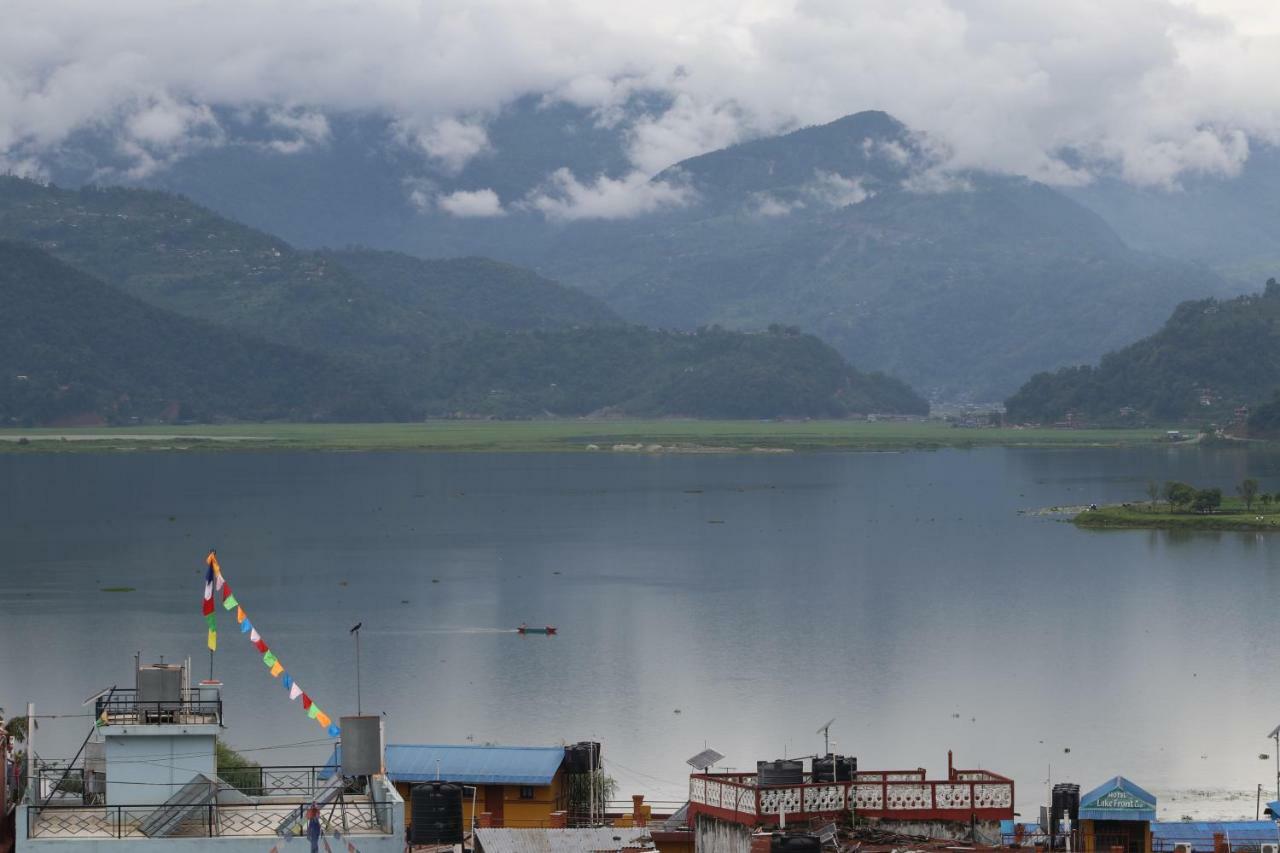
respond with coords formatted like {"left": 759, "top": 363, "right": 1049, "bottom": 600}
{"left": 0, "top": 177, "right": 613, "bottom": 353}
{"left": 1005, "top": 279, "right": 1280, "bottom": 424}
{"left": 322, "top": 248, "right": 618, "bottom": 331}
{"left": 0, "top": 236, "right": 926, "bottom": 424}
{"left": 0, "top": 241, "right": 394, "bottom": 425}
{"left": 417, "top": 325, "right": 928, "bottom": 419}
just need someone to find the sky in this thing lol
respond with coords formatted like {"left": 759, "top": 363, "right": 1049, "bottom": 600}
{"left": 3, "top": 0, "right": 1279, "bottom": 215}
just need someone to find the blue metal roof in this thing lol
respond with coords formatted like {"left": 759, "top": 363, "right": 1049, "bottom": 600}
{"left": 323, "top": 744, "right": 566, "bottom": 785}
{"left": 1153, "top": 821, "right": 1280, "bottom": 850}
{"left": 1079, "top": 777, "right": 1157, "bottom": 822}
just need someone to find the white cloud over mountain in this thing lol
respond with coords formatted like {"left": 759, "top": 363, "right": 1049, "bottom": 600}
{"left": 3, "top": 0, "right": 1279, "bottom": 201}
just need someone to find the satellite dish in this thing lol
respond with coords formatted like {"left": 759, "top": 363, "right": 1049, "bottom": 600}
{"left": 687, "top": 748, "right": 725, "bottom": 772}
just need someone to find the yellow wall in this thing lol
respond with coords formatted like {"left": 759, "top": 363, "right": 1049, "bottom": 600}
{"left": 400, "top": 772, "right": 565, "bottom": 829}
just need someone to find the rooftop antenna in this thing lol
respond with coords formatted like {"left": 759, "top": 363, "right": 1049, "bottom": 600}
{"left": 350, "top": 622, "right": 363, "bottom": 716}
{"left": 1268, "top": 723, "right": 1280, "bottom": 802}
{"left": 817, "top": 718, "right": 836, "bottom": 755}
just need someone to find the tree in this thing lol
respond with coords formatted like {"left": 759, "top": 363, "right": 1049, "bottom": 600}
{"left": 1164, "top": 481, "right": 1195, "bottom": 510}
{"left": 1239, "top": 478, "right": 1260, "bottom": 511}
{"left": 1262, "top": 493, "right": 1273, "bottom": 511}
{"left": 1192, "top": 488, "right": 1223, "bottom": 513}
{"left": 1146, "top": 480, "right": 1160, "bottom": 509}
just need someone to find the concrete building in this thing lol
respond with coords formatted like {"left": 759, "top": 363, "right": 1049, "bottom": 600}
{"left": 688, "top": 752, "right": 1014, "bottom": 853}
{"left": 1076, "top": 776, "right": 1156, "bottom": 853}
{"left": 14, "top": 660, "right": 404, "bottom": 852}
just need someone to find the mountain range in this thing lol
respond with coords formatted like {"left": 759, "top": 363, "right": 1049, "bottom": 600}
{"left": 0, "top": 178, "right": 926, "bottom": 424}
{"left": 42, "top": 106, "right": 1253, "bottom": 401}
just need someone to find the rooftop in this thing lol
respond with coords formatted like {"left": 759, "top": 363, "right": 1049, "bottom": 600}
{"left": 324, "top": 743, "right": 567, "bottom": 786}
{"left": 475, "top": 827, "right": 654, "bottom": 853}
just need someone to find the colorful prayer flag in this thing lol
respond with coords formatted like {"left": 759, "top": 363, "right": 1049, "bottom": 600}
{"left": 207, "top": 629, "right": 217, "bottom": 651}
{"left": 289, "top": 683, "right": 303, "bottom": 701}
{"left": 222, "top": 594, "right": 239, "bottom": 611}
{"left": 254, "top": 638, "right": 269, "bottom": 654}
{"left": 95, "top": 708, "right": 109, "bottom": 729}
{"left": 202, "top": 597, "right": 215, "bottom": 616}
{"left": 263, "top": 650, "right": 278, "bottom": 667}
{"left": 270, "top": 661, "right": 284, "bottom": 677}
{"left": 308, "top": 704, "right": 321, "bottom": 720}
{"left": 301, "top": 693, "right": 312, "bottom": 710}
{"left": 236, "top": 606, "right": 246, "bottom": 624}
{"left": 240, "top": 618, "right": 252, "bottom": 634}
{"left": 203, "top": 581, "right": 213, "bottom": 600}
{"left": 329, "top": 724, "right": 343, "bottom": 738}
{"left": 249, "top": 628, "right": 261, "bottom": 643}
{"left": 315, "top": 710, "right": 331, "bottom": 727}
{"left": 205, "top": 613, "right": 217, "bottom": 629}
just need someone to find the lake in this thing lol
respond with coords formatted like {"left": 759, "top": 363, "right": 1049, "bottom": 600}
{"left": 4, "top": 446, "right": 1280, "bottom": 819}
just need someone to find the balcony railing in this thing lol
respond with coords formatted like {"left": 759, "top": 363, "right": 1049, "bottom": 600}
{"left": 94, "top": 689, "right": 221, "bottom": 726}
{"left": 688, "top": 768, "right": 1015, "bottom": 827}
{"left": 27, "top": 798, "right": 394, "bottom": 839}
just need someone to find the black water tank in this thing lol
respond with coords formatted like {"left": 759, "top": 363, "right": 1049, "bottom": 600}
{"left": 410, "top": 782, "right": 464, "bottom": 845}
{"left": 1051, "top": 783, "right": 1080, "bottom": 833}
{"left": 812, "top": 755, "right": 856, "bottom": 783}
{"left": 772, "top": 834, "right": 822, "bottom": 853}
{"left": 757, "top": 760, "right": 803, "bottom": 786}
{"left": 565, "top": 741, "right": 601, "bottom": 774}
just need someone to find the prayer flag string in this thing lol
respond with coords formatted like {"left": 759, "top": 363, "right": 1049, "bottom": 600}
{"left": 203, "top": 550, "right": 341, "bottom": 738}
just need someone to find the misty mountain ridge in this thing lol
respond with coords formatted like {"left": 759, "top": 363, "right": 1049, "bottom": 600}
{"left": 22, "top": 104, "right": 1255, "bottom": 400}
{"left": 0, "top": 178, "right": 926, "bottom": 424}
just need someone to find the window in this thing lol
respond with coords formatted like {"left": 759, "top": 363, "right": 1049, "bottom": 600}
{"left": 519, "top": 786, "right": 535, "bottom": 800}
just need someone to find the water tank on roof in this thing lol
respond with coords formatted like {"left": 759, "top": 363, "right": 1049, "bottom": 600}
{"left": 565, "top": 741, "right": 601, "bottom": 774}
{"left": 136, "top": 663, "right": 183, "bottom": 711}
{"left": 410, "top": 782, "right": 464, "bottom": 845}
{"left": 1051, "top": 783, "right": 1080, "bottom": 833}
{"left": 757, "top": 760, "right": 803, "bottom": 786}
{"left": 339, "top": 715, "right": 384, "bottom": 777}
{"left": 772, "top": 834, "right": 822, "bottom": 853}
{"left": 812, "top": 754, "right": 856, "bottom": 783}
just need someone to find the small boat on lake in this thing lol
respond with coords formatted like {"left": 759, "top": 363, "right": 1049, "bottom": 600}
{"left": 518, "top": 624, "right": 557, "bottom": 635}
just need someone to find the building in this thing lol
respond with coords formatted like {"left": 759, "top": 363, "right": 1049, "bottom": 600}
{"left": 1076, "top": 776, "right": 1156, "bottom": 853}
{"left": 325, "top": 743, "right": 582, "bottom": 830}
{"left": 14, "top": 659, "right": 404, "bottom": 852}
{"left": 688, "top": 752, "right": 1014, "bottom": 853}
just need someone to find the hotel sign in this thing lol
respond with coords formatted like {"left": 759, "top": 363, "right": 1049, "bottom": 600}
{"left": 1091, "top": 791, "right": 1151, "bottom": 810}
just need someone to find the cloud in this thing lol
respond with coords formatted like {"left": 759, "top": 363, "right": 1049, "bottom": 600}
{"left": 808, "top": 171, "right": 873, "bottom": 207}
{"left": 523, "top": 168, "right": 694, "bottom": 220}
{"left": 3, "top": 0, "right": 1280, "bottom": 188}
{"left": 437, "top": 188, "right": 506, "bottom": 218}
{"left": 400, "top": 117, "right": 490, "bottom": 173}
{"left": 751, "top": 193, "right": 804, "bottom": 217}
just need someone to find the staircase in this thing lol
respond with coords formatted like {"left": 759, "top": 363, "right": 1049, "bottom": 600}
{"left": 137, "top": 774, "right": 218, "bottom": 837}
{"left": 274, "top": 772, "right": 345, "bottom": 837}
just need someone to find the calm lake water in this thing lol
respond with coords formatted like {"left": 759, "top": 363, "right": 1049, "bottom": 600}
{"left": 5, "top": 447, "right": 1280, "bottom": 818}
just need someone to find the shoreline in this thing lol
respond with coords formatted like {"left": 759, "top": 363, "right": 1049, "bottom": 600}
{"left": 0, "top": 420, "right": 1184, "bottom": 455}
{"left": 1073, "top": 502, "right": 1280, "bottom": 531}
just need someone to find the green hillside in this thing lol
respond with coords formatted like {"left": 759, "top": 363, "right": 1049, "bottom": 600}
{"left": 0, "top": 241, "right": 392, "bottom": 425}
{"left": 1005, "top": 279, "right": 1280, "bottom": 424}
{"left": 324, "top": 248, "right": 618, "bottom": 331}
{"left": 416, "top": 324, "right": 928, "bottom": 418}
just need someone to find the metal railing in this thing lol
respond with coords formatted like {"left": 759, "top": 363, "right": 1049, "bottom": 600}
{"left": 28, "top": 799, "right": 393, "bottom": 839}
{"left": 94, "top": 689, "right": 221, "bottom": 725}
{"left": 689, "top": 768, "right": 1015, "bottom": 824}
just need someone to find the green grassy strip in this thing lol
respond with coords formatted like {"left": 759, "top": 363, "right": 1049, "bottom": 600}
{"left": 0, "top": 420, "right": 1175, "bottom": 454}
{"left": 1074, "top": 498, "right": 1280, "bottom": 531}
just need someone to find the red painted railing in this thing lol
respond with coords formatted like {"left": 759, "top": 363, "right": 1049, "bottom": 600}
{"left": 687, "top": 767, "right": 1014, "bottom": 828}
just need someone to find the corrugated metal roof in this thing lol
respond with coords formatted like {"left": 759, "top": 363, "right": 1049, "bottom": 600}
{"left": 476, "top": 828, "right": 653, "bottom": 853}
{"left": 322, "top": 744, "right": 566, "bottom": 785}
{"left": 1152, "top": 821, "right": 1280, "bottom": 849}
